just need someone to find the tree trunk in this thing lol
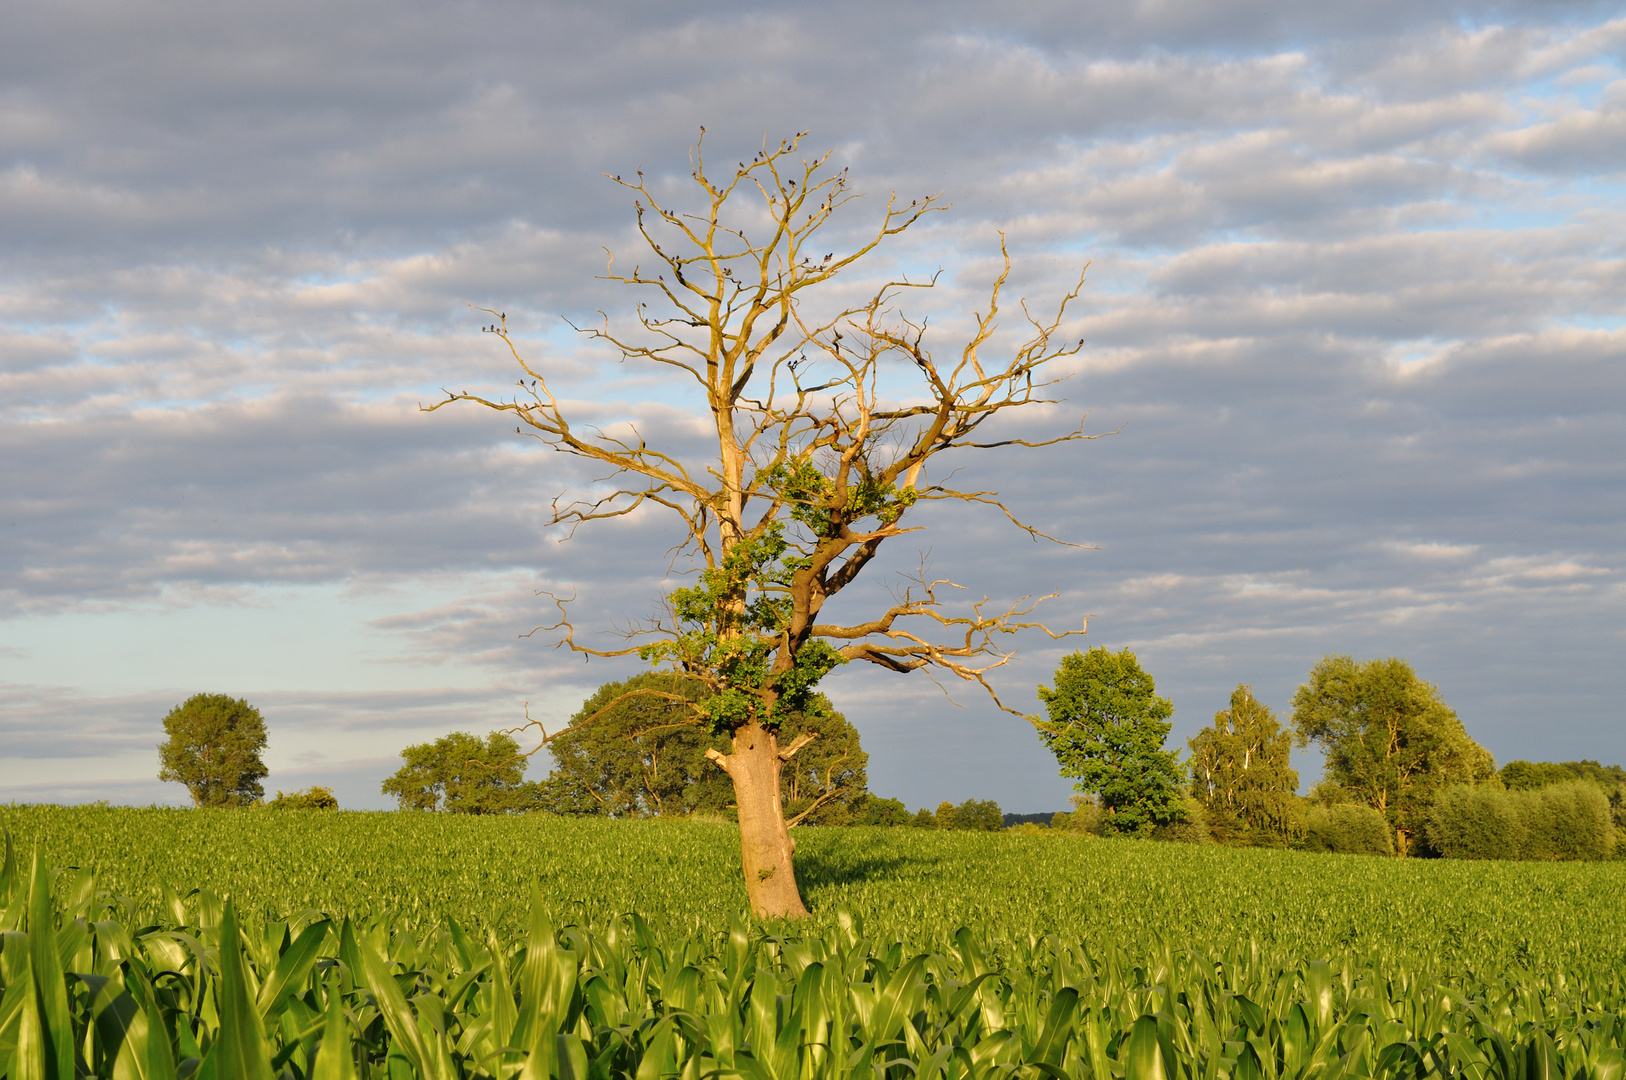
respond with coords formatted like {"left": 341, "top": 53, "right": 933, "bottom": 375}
{"left": 710, "top": 719, "right": 809, "bottom": 918}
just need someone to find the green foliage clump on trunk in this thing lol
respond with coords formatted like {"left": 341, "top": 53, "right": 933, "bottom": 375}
{"left": 1035, "top": 647, "right": 1184, "bottom": 834}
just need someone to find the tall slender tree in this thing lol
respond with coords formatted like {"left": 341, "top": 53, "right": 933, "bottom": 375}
{"left": 1188, "top": 684, "right": 1299, "bottom": 844}
{"left": 431, "top": 132, "right": 1092, "bottom": 916}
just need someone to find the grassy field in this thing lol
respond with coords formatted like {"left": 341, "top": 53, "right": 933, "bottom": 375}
{"left": 2, "top": 805, "right": 1625, "bottom": 1078}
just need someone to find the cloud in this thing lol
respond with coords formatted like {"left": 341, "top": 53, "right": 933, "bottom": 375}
{"left": 3, "top": 0, "right": 1625, "bottom": 811}
{"left": 1488, "top": 101, "right": 1626, "bottom": 173}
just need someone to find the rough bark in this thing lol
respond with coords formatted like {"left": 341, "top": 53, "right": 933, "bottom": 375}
{"left": 706, "top": 721, "right": 808, "bottom": 918}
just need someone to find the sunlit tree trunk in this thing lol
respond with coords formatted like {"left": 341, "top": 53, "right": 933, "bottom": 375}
{"left": 708, "top": 720, "right": 807, "bottom": 917}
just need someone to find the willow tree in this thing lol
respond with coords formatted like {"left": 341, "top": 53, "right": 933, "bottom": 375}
{"left": 1292, "top": 655, "right": 1496, "bottom": 856}
{"left": 429, "top": 132, "right": 1092, "bottom": 917}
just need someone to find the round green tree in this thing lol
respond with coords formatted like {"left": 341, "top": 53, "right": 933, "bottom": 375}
{"left": 381, "top": 731, "right": 540, "bottom": 813}
{"left": 539, "top": 673, "right": 871, "bottom": 825}
{"left": 156, "top": 693, "right": 269, "bottom": 807}
{"left": 1035, "top": 647, "right": 1184, "bottom": 834}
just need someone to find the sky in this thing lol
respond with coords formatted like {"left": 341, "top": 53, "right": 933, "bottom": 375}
{"left": 2, "top": 0, "right": 1623, "bottom": 813}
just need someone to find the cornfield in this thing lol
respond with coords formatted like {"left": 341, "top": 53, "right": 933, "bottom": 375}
{"left": 2, "top": 805, "right": 1624, "bottom": 1078}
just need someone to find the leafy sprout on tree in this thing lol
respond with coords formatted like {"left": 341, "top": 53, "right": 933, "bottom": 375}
{"left": 427, "top": 131, "right": 1097, "bottom": 916}
{"left": 156, "top": 693, "right": 269, "bottom": 808}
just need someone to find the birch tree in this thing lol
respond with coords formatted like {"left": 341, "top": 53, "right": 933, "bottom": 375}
{"left": 1188, "top": 684, "right": 1299, "bottom": 844}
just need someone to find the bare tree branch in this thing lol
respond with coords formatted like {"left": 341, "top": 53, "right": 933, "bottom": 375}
{"left": 434, "top": 131, "right": 1101, "bottom": 917}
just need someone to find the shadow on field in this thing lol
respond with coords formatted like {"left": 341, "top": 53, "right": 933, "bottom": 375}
{"left": 793, "top": 849, "right": 940, "bottom": 889}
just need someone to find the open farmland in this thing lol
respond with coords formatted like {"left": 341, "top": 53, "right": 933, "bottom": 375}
{"left": 3, "top": 805, "right": 1625, "bottom": 1078}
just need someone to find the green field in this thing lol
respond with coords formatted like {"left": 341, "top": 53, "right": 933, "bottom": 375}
{"left": 3, "top": 805, "right": 1625, "bottom": 1078}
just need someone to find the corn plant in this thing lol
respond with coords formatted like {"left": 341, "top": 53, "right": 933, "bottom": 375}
{"left": 2, "top": 817, "right": 1625, "bottom": 1079}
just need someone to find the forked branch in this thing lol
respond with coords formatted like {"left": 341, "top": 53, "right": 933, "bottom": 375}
{"left": 438, "top": 131, "right": 1099, "bottom": 734}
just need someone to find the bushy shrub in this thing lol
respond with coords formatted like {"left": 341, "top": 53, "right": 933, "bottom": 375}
{"left": 1051, "top": 794, "right": 1101, "bottom": 835}
{"left": 267, "top": 786, "right": 339, "bottom": 810}
{"left": 953, "top": 798, "right": 1005, "bottom": 832}
{"left": 1425, "top": 785, "right": 1525, "bottom": 859}
{"left": 1152, "top": 795, "right": 1212, "bottom": 844}
{"left": 1426, "top": 780, "right": 1614, "bottom": 861}
{"left": 1303, "top": 804, "right": 1394, "bottom": 856}
{"left": 852, "top": 795, "right": 911, "bottom": 826}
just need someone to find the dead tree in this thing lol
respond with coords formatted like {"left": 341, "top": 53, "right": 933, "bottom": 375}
{"left": 427, "top": 131, "right": 1096, "bottom": 917}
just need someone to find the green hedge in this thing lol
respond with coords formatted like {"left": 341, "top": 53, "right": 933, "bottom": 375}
{"left": 1303, "top": 804, "right": 1394, "bottom": 856}
{"left": 1426, "top": 781, "right": 1615, "bottom": 860}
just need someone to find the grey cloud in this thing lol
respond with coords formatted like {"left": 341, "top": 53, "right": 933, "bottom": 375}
{"left": 2, "top": 0, "right": 1614, "bottom": 264}
{"left": 0, "top": 394, "right": 559, "bottom": 609}
{"left": 3, "top": 0, "right": 1624, "bottom": 808}
{"left": 1487, "top": 102, "right": 1626, "bottom": 173}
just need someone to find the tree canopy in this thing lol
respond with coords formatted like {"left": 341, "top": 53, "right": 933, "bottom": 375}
{"left": 1188, "top": 684, "right": 1300, "bottom": 845}
{"left": 1500, "top": 760, "right": 1578, "bottom": 790}
{"left": 156, "top": 693, "right": 269, "bottom": 808}
{"left": 1034, "top": 647, "right": 1184, "bottom": 834}
{"left": 431, "top": 133, "right": 1092, "bottom": 915}
{"left": 1291, "top": 655, "right": 1495, "bottom": 855}
{"left": 540, "top": 673, "right": 872, "bottom": 825}
{"left": 934, "top": 798, "right": 1004, "bottom": 831}
{"left": 381, "top": 731, "right": 540, "bottom": 813}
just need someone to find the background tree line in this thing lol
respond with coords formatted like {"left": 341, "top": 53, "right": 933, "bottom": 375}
{"left": 156, "top": 656, "right": 1621, "bottom": 864}
{"left": 377, "top": 673, "right": 1026, "bottom": 830}
{"left": 1033, "top": 647, "right": 1621, "bottom": 860}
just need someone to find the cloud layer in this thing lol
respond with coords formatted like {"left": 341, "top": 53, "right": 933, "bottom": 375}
{"left": 2, "top": 0, "right": 1623, "bottom": 811}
